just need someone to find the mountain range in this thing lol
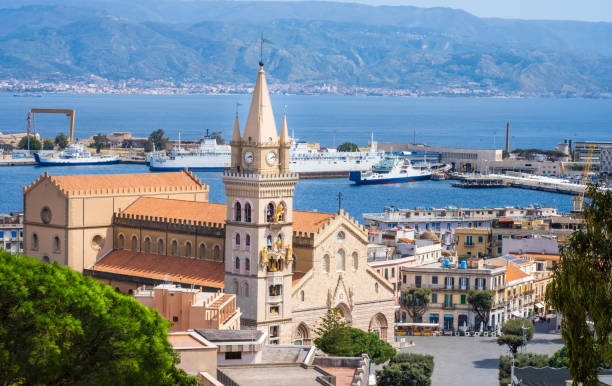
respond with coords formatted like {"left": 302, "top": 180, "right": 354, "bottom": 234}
{"left": 0, "top": 1, "right": 611, "bottom": 96}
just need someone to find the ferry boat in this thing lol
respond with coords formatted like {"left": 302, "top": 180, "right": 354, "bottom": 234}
{"left": 33, "top": 144, "right": 119, "bottom": 166}
{"left": 149, "top": 135, "right": 385, "bottom": 175}
{"left": 149, "top": 137, "right": 231, "bottom": 171}
{"left": 349, "top": 156, "right": 445, "bottom": 185}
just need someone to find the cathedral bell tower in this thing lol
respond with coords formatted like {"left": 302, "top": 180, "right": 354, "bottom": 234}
{"left": 223, "top": 62, "right": 297, "bottom": 344}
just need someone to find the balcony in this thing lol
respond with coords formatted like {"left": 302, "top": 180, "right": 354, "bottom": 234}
{"left": 442, "top": 302, "right": 454, "bottom": 309}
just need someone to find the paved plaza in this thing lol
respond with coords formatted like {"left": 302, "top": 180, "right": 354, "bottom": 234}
{"left": 397, "top": 330, "right": 564, "bottom": 386}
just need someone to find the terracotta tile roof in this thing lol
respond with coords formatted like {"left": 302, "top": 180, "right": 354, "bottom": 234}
{"left": 398, "top": 238, "right": 414, "bottom": 244}
{"left": 293, "top": 210, "right": 335, "bottom": 234}
{"left": 90, "top": 249, "right": 225, "bottom": 289}
{"left": 122, "top": 197, "right": 226, "bottom": 224}
{"left": 39, "top": 170, "right": 205, "bottom": 195}
{"left": 320, "top": 368, "right": 356, "bottom": 386}
{"left": 519, "top": 253, "right": 560, "bottom": 261}
{"left": 292, "top": 271, "right": 306, "bottom": 286}
{"left": 505, "top": 264, "right": 529, "bottom": 283}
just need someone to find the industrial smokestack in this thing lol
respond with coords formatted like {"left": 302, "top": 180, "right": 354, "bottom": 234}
{"left": 505, "top": 121, "right": 510, "bottom": 155}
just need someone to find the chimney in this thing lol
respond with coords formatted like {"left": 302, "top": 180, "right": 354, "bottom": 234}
{"left": 505, "top": 121, "right": 510, "bottom": 154}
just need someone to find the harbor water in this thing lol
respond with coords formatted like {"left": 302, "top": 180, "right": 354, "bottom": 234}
{"left": 2, "top": 164, "right": 575, "bottom": 216}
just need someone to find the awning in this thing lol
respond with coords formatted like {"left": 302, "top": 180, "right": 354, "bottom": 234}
{"left": 511, "top": 311, "right": 522, "bottom": 318}
{"left": 534, "top": 302, "right": 545, "bottom": 309}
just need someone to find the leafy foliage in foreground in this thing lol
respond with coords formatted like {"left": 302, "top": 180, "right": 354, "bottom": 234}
{"left": 497, "top": 318, "right": 534, "bottom": 354}
{"left": 377, "top": 353, "right": 434, "bottom": 386}
{"left": 313, "top": 308, "right": 396, "bottom": 364}
{"left": 0, "top": 252, "right": 197, "bottom": 385}
{"left": 547, "top": 184, "right": 612, "bottom": 385}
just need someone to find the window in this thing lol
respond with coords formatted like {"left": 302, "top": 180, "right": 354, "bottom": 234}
{"left": 245, "top": 258, "right": 250, "bottom": 271}
{"left": 323, "top": 255, "right": 330, "bottom": 273}
{"left": 460, "top": 294, "right": 466, "bottom": 304}
{"left": 118, "top": 234, "right": 125, "bottom": 249}
{"left": 478, "top": 236, "right": 484, "bottom": 243}
{"left": 497, "top": 234, "right": 503, "bottom": 240}
{"left": 53, "top": 236, "right": 60, "bottom": 253}
{"left": 270, "top": 326, "right": 279, "bottom": 339}
{"left": 300, "top": 290, "right": 305, "bottom": 301}
{"left": 235, "top": 257, "right": 240, "bottom": 270}
{"left": 459, "top": 277, "right": 468, "bottom": 290}
{"left": 0, "top": 231, "right": 3, "bottom": 239}
{"left": 144, "top": 237, "right": 151, "bottom": 253}
{"left": 32, "top": 233, "right": 39, "bottom": 250}
{"left": 385, "top": 268, "right": 388, "bottom": 279}
{"left": 431, "top": 293, "right": 438, "bottom": 303}
{"left": 214, "top": 245, "right": 221, "bottom": 261}
{"left": 445, "top": 277, "right": 454, "bottom": 289}
{"left": 199, "top": 243, "right": 206, "bottom": 259}
{"left": 131, "top": 236, "right": 138, "bottom": 251}
{"left": 267, "top": 235, "right": 273, "bottom": 250}
{"left": 337, "top": 231, "right": 345, "bottom": 240}
{"left": 402, "top": 274, "right": 406, "bottom": 284}
{"left": 171, "top": 240, "right": 178, "bottom": 256}
{"left": 266, "top": 202, "right": 275, "bottom": 222}
{"left": 352, "top": 252, "right": 358, "bottom": 269}
{"left": 269, "top": 284, "right": 282, "bottom": 296}
{"left": 235, "top": 201, "right": 242, "bottom": 221}
{"left": 269, "top": 306, "right": 279, "bottom": 316}
{"left": 185, "top": 241, "right": 192, "bottom": 257}
{"left": 277, "top": 234, "right": 283, "bottom": 246}
{"left": 225, "top": 352, "right": 242, "bottom": 360}
{"left": 245, "top": 234, "right": 251, "bottom": 247}
{"left": 242, "top": 282, "right": 249, "bottom": 297}
{"left": 245, "top": 203, "right": 252, "bottom": 223}
{"left": 11, "top": 231, "right": 16, "bottom": 238}
{"left": 336, "top": 249, "right": 345, "bottom": 272}
{"left": 415, "top": 275, "right": 421, "bottom": 288}
{"left": 391, "top": 267, "right": 395, "bottom": 278}
{"left": 158, "top": 239, "right": 164, "bottom": 254}
{"left": 466, "top": 235, "right": 473, "bottom": 246}
{"left": 497, "top": 247, "right": 502, "bottom": 254}
{"left": 432, "top": 276, "right": 438, "bottom": 285}
{"left": 235, "top": 233, "right": 241, "bottom": 246}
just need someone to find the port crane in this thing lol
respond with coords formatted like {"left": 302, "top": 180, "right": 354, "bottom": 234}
{"left": 27, "top": 108, "right": 76, "bottom": 143}
{"left": 572, "top": 144, "right": 596, "bottom": 212}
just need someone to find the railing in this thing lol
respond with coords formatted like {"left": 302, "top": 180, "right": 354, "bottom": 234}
{"left": 442, "top": 302, "right": 454, "bottom": 309}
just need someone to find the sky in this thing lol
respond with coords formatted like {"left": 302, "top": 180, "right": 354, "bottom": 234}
{"left": 326, "top": 0, "right": 612, "bottom": 22}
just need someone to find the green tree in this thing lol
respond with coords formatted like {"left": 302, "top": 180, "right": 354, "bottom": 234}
{"left": 54, "top": 133, "right": 69, "bottom": 149}
{"left": 149, "top": 129, "right": 169, "bottom": 151}
{"left": 499, "top": 353, "right": 550, "bottom": 385}
{"left": 378, "top": 353, "right": 434, "bottom": 386}
{"left": 92, "top": 133, "right": 109, "bottom": 153}
{"left": 399, "top": 287, "right": 431, "bottom": 322}
{"left": 0, "top": 252, "right": 197, "bottom": 385}
{"left": 313, "top": 308, "right": 396, "bottom": 364}
{"left": 313, "top": 308, "right": 352, "bottom": 356}
{"left": 17, "top": 135, "right": 41, "bottom": 150}
{"left": 546, "top": 184, "right": 612, "bottom": 385}
{"left": 497, "top": 318, "right": 534, "bottom": 354}
{"left": 42, "top": 138, "right": 55, "bottom": 150}
{"left": 548, "top": 346, "right": 570, "bottom": 368}
{"left": 337, "top": 142, "right": 359, "bottom": 152}
{"left": 346, "top": 327, "right": 396, "bottom": 364}
{"left": 144, "top": 139, "right": 155, "bottom": 152}
{"left": 468, "top": 288, "right": 495, "bottom": 330}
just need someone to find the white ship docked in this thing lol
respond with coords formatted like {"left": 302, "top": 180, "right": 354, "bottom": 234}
{"left": 149, "top": 135, "right": 385, "bottom": 176}
{"left": 350, "top": 156, "right": 449, "bottom": 185}
{"left": 33, "top": 143, "right": 119, "bottom": 166}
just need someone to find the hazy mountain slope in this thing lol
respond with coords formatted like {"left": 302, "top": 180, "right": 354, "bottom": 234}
{"left": 0, "top": 3, "right": 611, "bottom": 96}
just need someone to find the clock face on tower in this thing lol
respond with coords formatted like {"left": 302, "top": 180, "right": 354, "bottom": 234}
{"left": 244, "top": 151, "right": 254, "bottom": 164}
{"left": 266, "top": 151, "right": 277, "bottom": 164}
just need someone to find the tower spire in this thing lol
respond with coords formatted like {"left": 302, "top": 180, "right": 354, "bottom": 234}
{"left": 280, "top": 113, "right": 289, "bottom": 144}
{"left": 232, "top": 112, "right": 241, "bottom": 142}
{"left": 242, "top": 63, "right": 278, "bottom": 144}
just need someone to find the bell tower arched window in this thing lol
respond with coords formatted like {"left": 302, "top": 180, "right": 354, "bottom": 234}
{"left": 245, "top": 203, "right": 252, "bottom": 223}
{"left": 245, "top": 234, "right": 251, "bottom": 248}
{"left": 266, "top": 203, "right": 275, "bottom": 222}
{"left": 267, "top": 235, "right": 273, "bottom": 250}
{"left": 235, "top": 233, "right": 241, "bottom": 247}
{"left": 235, "top": 201, "right": 242, "bottom": 221}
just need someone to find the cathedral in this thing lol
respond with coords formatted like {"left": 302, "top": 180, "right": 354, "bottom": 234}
{"left": 23, "top": 63, "right": 395, "bottom": 344}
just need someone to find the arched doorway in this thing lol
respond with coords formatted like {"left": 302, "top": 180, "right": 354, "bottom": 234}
{"left": 293, "top": 323, "right": 310, "bottom": 345}
{"left": 369, "top": 313, "right": 388, "bottom": 340}
{"left": 335, "top": 303, "right": 352, "bottom": 326}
